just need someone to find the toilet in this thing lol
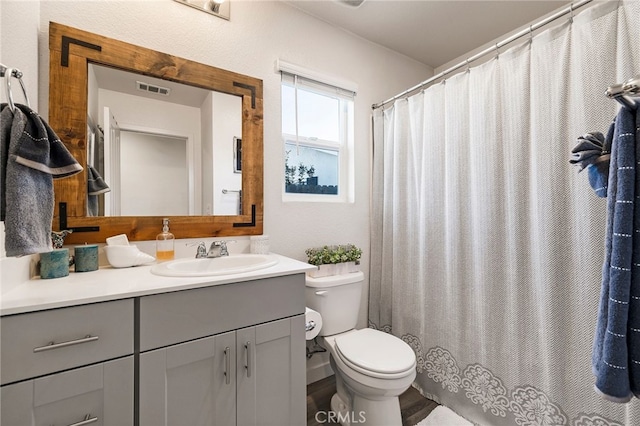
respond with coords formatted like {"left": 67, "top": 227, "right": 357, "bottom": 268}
{"left": 306, "top": 271, "right": 417, "bottom": 426}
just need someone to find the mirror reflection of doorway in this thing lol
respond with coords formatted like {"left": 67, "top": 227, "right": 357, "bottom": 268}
{"left": 119, "top": 131, "right": 189, "bottom": 216}
{"left": 102, "top": 106, "right": 192, "bottom": 216}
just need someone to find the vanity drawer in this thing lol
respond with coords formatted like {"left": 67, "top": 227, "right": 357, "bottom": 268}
{"left": 139, "top": 274, "right": 305, "bottom": 352}
{"left": 1, "top": 299, "right": 134, "bottom": 385}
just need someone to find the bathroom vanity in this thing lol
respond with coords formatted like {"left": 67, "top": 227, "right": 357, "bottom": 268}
{"left": 0, "top": 254, "right": 313, "bottom": 426}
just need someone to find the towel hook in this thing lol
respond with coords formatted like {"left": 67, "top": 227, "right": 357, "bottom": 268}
{"left": 606, "top": 75, "right": 640, "bottom": 109}
{"left": 622, "top": 75, "right": 640, "bottom": 96}
{"left": 1, "top": 64, "right": 31, "bottom": 113}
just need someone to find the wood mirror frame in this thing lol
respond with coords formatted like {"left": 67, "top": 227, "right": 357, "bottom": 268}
{"left": 48, "top": 22, "right": 263, "bottom": 244}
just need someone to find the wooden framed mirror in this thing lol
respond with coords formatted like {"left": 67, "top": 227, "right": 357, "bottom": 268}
{"left": 48, "top": 22, "right": 263, "bottom": 244}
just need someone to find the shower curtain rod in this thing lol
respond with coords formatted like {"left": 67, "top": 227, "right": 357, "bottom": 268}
{"left": 372, "top": 0, "right": 593, "bottom": 109}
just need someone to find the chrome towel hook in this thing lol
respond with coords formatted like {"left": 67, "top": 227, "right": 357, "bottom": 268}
{"left": 606, "top": 74, "right": 640, "bottom": 110}
{"left": 0, "top": 63, "right": 31, "bottom": 112}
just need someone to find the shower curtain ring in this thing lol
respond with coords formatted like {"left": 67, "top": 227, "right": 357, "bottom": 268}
{"left": 495, "top": 43, "right": 500, "bottom": 59}
{"left": 569, "top": 3, "right": 574, "bottom": 23}
{"left": 529, "top": 25, "right": 534, "bottom": 44}
{"left": 465, "top": 59, "right": 470, "bottom": 73}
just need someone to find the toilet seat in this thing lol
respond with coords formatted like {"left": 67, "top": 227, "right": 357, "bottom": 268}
{"left": 334, "top": 328, "right": 416, "bottom": 379}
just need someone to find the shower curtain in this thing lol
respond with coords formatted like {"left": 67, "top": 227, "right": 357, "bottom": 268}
{"left": 370, "top": 2, "right": 640, "bottom": 425}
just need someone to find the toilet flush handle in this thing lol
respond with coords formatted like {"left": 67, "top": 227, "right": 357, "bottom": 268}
{"left": 315, "top": 290, "right": 328, "bottom": 296}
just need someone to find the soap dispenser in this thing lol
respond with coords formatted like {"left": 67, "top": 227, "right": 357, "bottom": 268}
{"left": 156, "top": 218, "right": 175, "bottom": 261}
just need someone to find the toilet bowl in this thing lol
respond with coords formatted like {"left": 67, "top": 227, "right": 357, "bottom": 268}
{"left": 306, "top": 272, "right": 417, "bottom": 426}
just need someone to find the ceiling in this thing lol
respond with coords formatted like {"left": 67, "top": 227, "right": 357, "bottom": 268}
{"left": 91, "top": 64, "right": 210, "bottom": 108}
{"left": 92, "top": 1, "right": 572, "bottom": 104}
{"left": 283, "top": 0, "right": 570, "bottom": 69}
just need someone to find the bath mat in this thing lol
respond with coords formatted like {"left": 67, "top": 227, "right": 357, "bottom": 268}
{"left": 416, "top": 405, "right": 473, "bottom": 426}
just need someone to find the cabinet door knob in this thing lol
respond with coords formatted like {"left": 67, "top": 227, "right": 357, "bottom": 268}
{"left": 33, "top": 335, "right": 99, "bottom": 353}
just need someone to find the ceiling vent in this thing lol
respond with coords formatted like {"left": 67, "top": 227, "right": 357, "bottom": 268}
{"left": 136, "top": 81, "right": 171, "bottom": 96}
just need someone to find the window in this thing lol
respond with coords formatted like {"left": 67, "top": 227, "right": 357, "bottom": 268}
{"left": 280, "top": 64, "right": 355, "bottom": 201}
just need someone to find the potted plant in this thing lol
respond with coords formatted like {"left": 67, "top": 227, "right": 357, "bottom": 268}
{"left": 305, "top": 244, "right": 362, "bottom": 278}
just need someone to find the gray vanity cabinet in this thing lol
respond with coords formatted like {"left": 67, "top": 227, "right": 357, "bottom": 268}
{"left": 0, "top": 273, "right": 306, "bottom": 426}
{"left": 0, "top": 299, "right": 135, "bottom": 425}
{"left": 236, "top": 316, "right": 306, "bottom": 426}
{"left": 0, "top": 356, "right": 134, "bottom": 426}
{"left": 139, "top": 331, "right": 237, "bottom": 425}
{"left": 138, "top": 274, "right": 307, "bottom": 426}
{"left": 139, "top": 317, "right": 305, "bottom": 426}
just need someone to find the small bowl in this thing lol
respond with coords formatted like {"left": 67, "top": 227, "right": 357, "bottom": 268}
{"left": 103, "top": 245, "right": 155, "bottom": 268}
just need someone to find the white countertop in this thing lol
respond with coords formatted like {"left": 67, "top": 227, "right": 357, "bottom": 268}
{"left": 0, "top": 254, "right": 315, "bottom": 316}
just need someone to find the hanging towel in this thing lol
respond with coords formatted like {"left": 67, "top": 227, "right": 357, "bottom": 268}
{"left": 592, "top": 106, "right": 640, "bottom": 403}
{"left": 0, "top": 103, "right": 82, "bottom": 257}
{"left": 87, "top": 165, "right": 110, "bottom": 216}
{"left": 570, "top": 123, "right": 614, "bottom": 198}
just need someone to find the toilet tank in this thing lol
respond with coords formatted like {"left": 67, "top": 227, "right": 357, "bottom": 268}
{"left": 305, "top": 271, "right": 364, "bottom": 336}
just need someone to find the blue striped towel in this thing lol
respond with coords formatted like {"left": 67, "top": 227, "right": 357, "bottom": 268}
{"left": 592, "top": 106, "right": 640, "bottom": 403}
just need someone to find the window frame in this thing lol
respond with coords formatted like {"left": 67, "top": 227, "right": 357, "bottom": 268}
{"left": 280, "top": 69, "right": 355, "bottom": 203}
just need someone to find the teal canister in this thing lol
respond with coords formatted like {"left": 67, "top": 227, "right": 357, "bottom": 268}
{"left": 74, "top": 244, "right": 99, "bottom": 272}
{"left": 40, "top": 249, "right": 70, "bottom": 279}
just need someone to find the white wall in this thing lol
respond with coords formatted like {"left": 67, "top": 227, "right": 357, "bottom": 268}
{"left": 0, "top": 0, "right": 431, "bottom": 378}
{"left": 33, "top": 0, "right": 430, "bottom": 297}
{"left": 201, "top": 92, "right": 215, "bottom": 215}
{"left": 0, "top": 1, "right": 41, "bottom": 258}
{"left": 200, "top": 91, "right": 244, "bottom": 217}
{"left": 98, "top": 88, "right": 202, "bottom": 211}
{"left": 98, "top": 89, "right": 201, "bottom": 147}
{"left": 0, "top": 1, "right": 39, "bottom": 110}
{"left": 212, "top": 92, "right": 242, "bottom": 216}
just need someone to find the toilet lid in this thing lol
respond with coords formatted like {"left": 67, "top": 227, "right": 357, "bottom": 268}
{"left": 334, "top": 328, "right": 415, "bottom": 375}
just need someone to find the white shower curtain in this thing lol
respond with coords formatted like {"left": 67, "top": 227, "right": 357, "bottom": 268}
{"left": 370, "top": 2, "right": 640, "bottom": 425}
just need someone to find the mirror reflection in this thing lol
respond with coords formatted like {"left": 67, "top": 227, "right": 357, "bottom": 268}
{"left": 49, "top": 22, "right": 263, "bottom": 243}
{"left": 87, "top": 64, "right": 242, "bottom": 217}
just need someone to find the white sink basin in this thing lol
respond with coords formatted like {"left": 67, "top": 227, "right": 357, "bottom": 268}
{"left": 150, "top": 254, "right": 278, "bottom": 277}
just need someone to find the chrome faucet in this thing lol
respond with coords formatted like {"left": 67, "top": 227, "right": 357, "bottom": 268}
{"left": 195, "top": 240, "right": 234, "bottom": 258}
{"left": 208, "top": 240, "right": 229, "bottom": 258}
{"left": 195, "top": 242, "right": 208, "bottom": 258}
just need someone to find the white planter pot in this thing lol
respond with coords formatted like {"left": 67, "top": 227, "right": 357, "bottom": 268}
{"left": 307, "top": 264, "right": 335, "bottom": 278}
{"left": 307, "top": 262, "right": 360, "bottom": 278}
{"left": 347, "top": 261, "right": 360, "bottom": 273}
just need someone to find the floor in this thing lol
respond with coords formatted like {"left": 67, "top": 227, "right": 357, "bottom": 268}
{"left": 307, "top": 375, "right": 438, "bottom": 426}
